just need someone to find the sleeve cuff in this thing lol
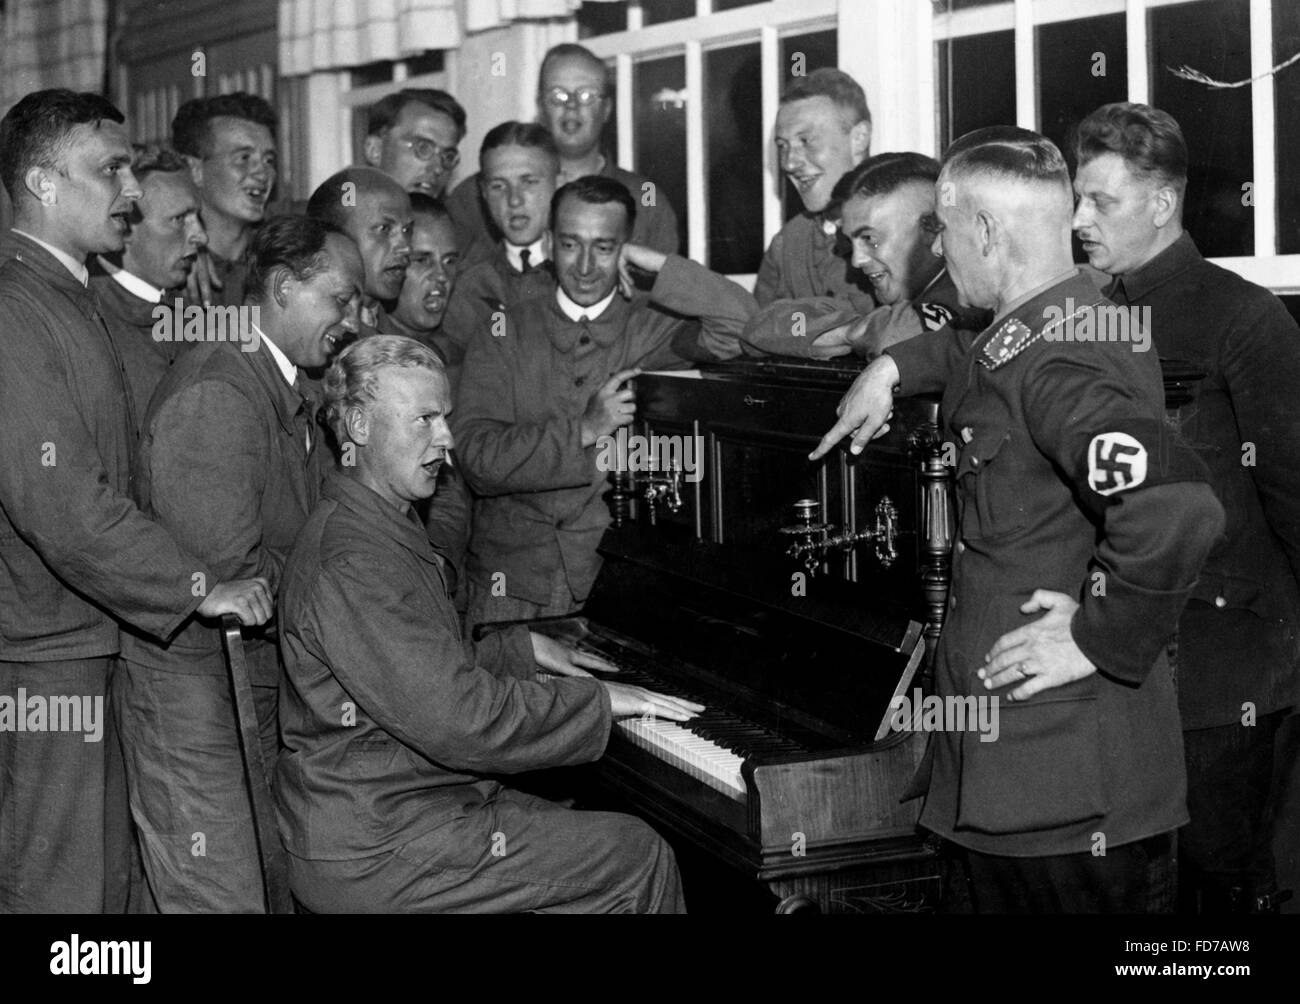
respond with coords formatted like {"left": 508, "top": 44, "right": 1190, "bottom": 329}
{"left": 1071, "top": 572, "right": 1189, "bottom": 685}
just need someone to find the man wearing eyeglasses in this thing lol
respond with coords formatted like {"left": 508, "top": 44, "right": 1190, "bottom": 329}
{"left": 363, "top": 88, "right": 467, "bottom": 201}
{"left": 172, "top": 93, "right": 278, "bottom": 309}
{"left": 446, "top": 43, "right": 680, "bottom": 261}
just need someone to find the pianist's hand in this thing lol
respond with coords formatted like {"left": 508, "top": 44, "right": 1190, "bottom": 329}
{"left": 978, "top": 590, "right": 1097, "bottom": 701}
{"left": 185, "top": 247, "right": 222, "bottom": 308}
{"left": 530, "top": 632, "right": 619, "bottom": 678}
{"left": 808, "top": 354, "right": 900, "bottom": 460}
{"left": 197, "top": 576, "right": 274, "bottom": 626}
{"left": 604, "top": 682, "right": 704, "bottom": 723}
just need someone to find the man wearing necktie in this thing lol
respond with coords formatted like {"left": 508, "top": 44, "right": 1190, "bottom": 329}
{"left": 116, "top": 215, "right": 364, "bottom": 912}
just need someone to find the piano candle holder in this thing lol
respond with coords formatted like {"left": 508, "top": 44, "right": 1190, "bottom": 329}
{"left": 779, "top": 496, "right": 898, "bottom": 575}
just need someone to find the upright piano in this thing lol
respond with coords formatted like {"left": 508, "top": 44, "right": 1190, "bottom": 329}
{"left": 519, "top": 357, "right": 958, "bottom": 913}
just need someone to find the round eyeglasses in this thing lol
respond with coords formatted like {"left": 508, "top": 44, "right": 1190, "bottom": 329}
{"left": 398, "top": 137, "right": 461, "bottom": 170}
{"left": 541, "top": 86, "right": 607, "bottom": 108}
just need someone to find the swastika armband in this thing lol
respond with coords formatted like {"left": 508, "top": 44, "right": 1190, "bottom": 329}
{"left": 1087, "top": 431, "right": 1148, "bottom": 496}
{"left": 917, "top": 302, "right": 955, "bottom": 332}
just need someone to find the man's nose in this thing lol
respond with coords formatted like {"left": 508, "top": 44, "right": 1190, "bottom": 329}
{"left": 119, "top": 167, "right": 143, "bottom": 202}
{"left": 851, "top": 243, "right": 879, "bottom": 273}
{"left": 433, "top": 418, "right": 454, "bottom": 448}
{"left": 507, "top": 184, "right": 525, "bottom": 208}
{"left": 930, "top": 231, "right": 944, "bottom": 259}
{"left": 577, "top": 247, "right": 596, "bottom": 274}
{"left": 1070, "top": 201, "right": 1091, "bottom": 231}
{"left": 341, "top": 301, "right": 361, "bottom": 333}
{"left": 780, "top": 144, "right": 805, "bottom": 176}
{"left": 189, "top": 220, "right": 208, "bottom": 248}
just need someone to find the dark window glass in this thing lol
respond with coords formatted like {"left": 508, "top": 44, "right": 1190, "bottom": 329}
{"left": 779, "top": 29, "right": 838, "bottom": 223}
{"left": 1150, "top": 0, "right": 1253, "bottom": 257}
{"left": 713, "top": 0, "right": 763, "bottom": 10}
{"left": 405, "top": 50, "right": 444, "bottom": 77}
{"left": 634, "top": 55, "right": 689, "bottom": 255}
{"left": 1275, "top": 1, "right": 1300, "bottom": 253}
{"left": 578, "top": 1, "right": 626, "bottom": 37}
{"left": 706, "top": 42, "right": 763, "bottom": 273}
{"left": 935, "top": 0, "right": 1007, "bottom": 9}
{"left": 1037, "top": 15, "right": 1127, "bottom": 165}
{"left": 351, "top": 61, "right": 394, "bottom": 87}
{"left": 936, "top": 31, "right": 1015, "bottom": 151}
{"left": 643, "top": 0, "right": 694, "bottom": 25}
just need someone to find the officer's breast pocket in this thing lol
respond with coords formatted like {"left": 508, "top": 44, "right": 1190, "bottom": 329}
{"left": 957, "top": 425, "right": 1028, "bottom": 540}
{"left": 955, "top": 690, "right": 1108, "bottom": 835}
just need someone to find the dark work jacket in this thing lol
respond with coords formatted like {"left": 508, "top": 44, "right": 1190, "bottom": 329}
{"left": 446, "top": 158, "right": 680, "bottom": 260}
{"left": 438, "top": 248, "right": 558, "bottom": 377}
{"left": 743, "top": 211, "right": 878, "bottom": 352}
{"left": 0, "top": 231, "right": 208, "bottom": 660}
{"left": 455, "top": 256, "right": 750, "bottom": 606}
{"left": 887, "top": 270, "right": 1224, "bottom": 856}
{"left": 122, "top": 337, "right": 321, "bottom": 685}
{"left": 1109, "top": 234, "right": 1300, "bottom": 727}
{"left": 87, "top": 261, "right": 189, "bottom": 436}
{"left": 276, "top": 474, "right": 611, "bottom": 860}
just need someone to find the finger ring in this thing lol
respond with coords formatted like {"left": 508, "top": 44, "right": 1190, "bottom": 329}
{"left": 1018, "top": 662, "right": 1030, "bottom": 677}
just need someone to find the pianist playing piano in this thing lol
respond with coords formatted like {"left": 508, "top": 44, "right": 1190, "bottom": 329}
{"left": 274, "top": 335, "right": 705, "bottom": 913}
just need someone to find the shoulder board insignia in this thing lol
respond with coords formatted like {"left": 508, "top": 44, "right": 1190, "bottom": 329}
{"left": 918, "top": 301, "right": 955, "bottom": 331}
{"left": 977, "top": 318, "right": 1035, "bottom": 370}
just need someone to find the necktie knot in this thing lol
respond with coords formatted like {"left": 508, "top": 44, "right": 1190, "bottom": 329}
{"left": 519, "top": 248, "right": 532, "bottom": 272}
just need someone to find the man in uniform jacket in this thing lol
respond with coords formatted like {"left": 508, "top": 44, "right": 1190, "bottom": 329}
{"left": 436, "top": 122, "right": 561, "bottom": 378}
{"left": 88, "top": 145, "right": 208, "bottom": 434}
{"left": 1073, "top": 102, "right": 1300, "bottom": 914}
{"left": 116, "top": 216, "right": 363, "bottom": 911}
{"left": 813, "top": 126, "right": 1224, "bottom": 913}
{"left": 455, "top": 176, "right": 748, "bottom": 630}
{"left": 276, "top": 335, "right": 699, "bottom": 912}
{"left": 446, "top": 43, "right": 679, "bottom": 260}
{"left": 0, "top": 89, "right": 271, "bottom": 913}
{"left": 742, "top": 69, "right": 876, "bottom": 352}
{"left": 742, "top": 152, "right": 988, "bottom": 359}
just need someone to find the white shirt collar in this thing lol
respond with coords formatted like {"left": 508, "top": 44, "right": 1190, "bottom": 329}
{"left": 504, "top": 235, "right": 550, "bottom": 273}
{"left": 12, "top": 229, "right": 88, "bottom": 286}
{"left": 556, "top": 285, "right": 617, "bottom": 323}
{"left": 252, "top": 324, "right": 298, "bottom": 387}
{"left": 96, "top": 256, "right": 164, "bottom": 303}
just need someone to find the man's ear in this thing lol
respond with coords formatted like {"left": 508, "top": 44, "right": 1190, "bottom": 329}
{"left": 271, "top": 264, "right": 295, "bottom": 309}
{"left": 362, "top": 134, "right": 383, "bottom": 169}
{"left": 24, "top": 166, "right": 56, "bottom": 206}
{"left": 344, "top": 405, "right": 370, "bottom": 446}
{"left": 185, "top": 154, "right": 203, "bottom": 187}
{"left": 850, "top": 120, "right": 871, "bottom": 162}
{"left": 1152, "top": 184, "right": 1179, "bottom": 229}
{"left": 976, "top": 209, "right": 998, "bottom": 256}
{"left": 595, "top": 95, "right": 614, "bottom": 129}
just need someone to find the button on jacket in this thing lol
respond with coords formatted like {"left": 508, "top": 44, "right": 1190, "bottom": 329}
{"left": 454, "top": 256, "right": 750, "bottom": 607}
{"left": 886, "top": 270, "right": 1225, "bottom": 857}
{"left": 276, "top": 474, "right": 612, "bottom": 860}
{"left": 0, "top": 232, "right": 208, "bottom": 659}
{"left": 1108, "top": 234, "right": 1300, "bottom": 728}
{"left": 122, "top": 337, "right": 323, "bottom": 684}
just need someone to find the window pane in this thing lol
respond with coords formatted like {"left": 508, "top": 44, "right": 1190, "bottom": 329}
{"left": 1275, "top": 1, "right": 1300, "bottom": 253}
{"left": 405, "top": 51, "right": 444, "bottom": 77}
{"left": 706, "top": 42, "right": 763, "bottom": 273}
{"left": 779, "top": 29, "right": 838, "bottom": 223}
{"left": 1150, "top": 0, "right": 1253, "bottom": 257}
{"left": 1037, "top": 14, "right": 1127, "bottom": 164}
{"left": 642, "top": 0, "right": 694, "bottom": 25}
{"left": 936, "top": 31, "right": 1014, "bottom": 151}
{"left": 578, "top": 1, "right": 626, "bottom": 37}
{"left": 935, "top": 0, "right": 1007, "bottom": 9}
{"left": 633, "top": 55, "right": 689, "bottom": 255}
{"left": 713, "top": 0, "right": 763, "bottom": 10}
{"left": 351, "top": 61, "right": 394, "bottom": 87}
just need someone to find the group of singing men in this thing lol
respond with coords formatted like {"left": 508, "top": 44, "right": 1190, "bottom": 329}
{"left": 0, "top": 40, "right": 1295, "bottom": 915}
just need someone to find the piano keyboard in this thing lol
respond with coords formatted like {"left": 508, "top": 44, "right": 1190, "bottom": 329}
{"left": 537, "top": 641, "right": 812, "bottom": 803}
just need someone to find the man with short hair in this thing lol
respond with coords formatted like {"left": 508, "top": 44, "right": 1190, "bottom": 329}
{"left": 813, "top": 126, "right": 1224, "bottom": 913}
{"left": 307, "top": 166, "right": 412, "bottom": 336}
{"left": 742, "top": 151, "right": 988, "bottom": 358}
{"left": 446, "top": 43, "right": 679, "bottom": 258}
{"left": 363, "top": 88, "right": 466, "bottom": 199}
{"left": 0, "top": 88, "right": 272, "bottom": 913}
{"left": 277, "top": 334, "right": 697, "bottom": 913}
{"left": 1073, "top": 102, "right": 1300, "bottom": 914}
{"left": 455, "top": 176, "right": 747, "bottom": 630}
{"left": 742, "top": 68, "right": 875, "bottom": 352}
{"left": 89, "top": 145, "right": 207, "bottom": 432}
{"left": 172, "top": 92, "right": 277, "bottom": 308}
{"left": 387, "top": 193, "right": 461, "bottom": 356}
{"left": 438, "top": 122, "right": 562, "bottom": 375}
{"left": 116, "top": 215, "right": 362, "bottom": 912}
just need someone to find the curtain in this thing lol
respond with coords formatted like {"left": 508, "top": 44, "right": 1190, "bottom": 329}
{"left": 0, "top": 0, "right": 110, "bottom": 116}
